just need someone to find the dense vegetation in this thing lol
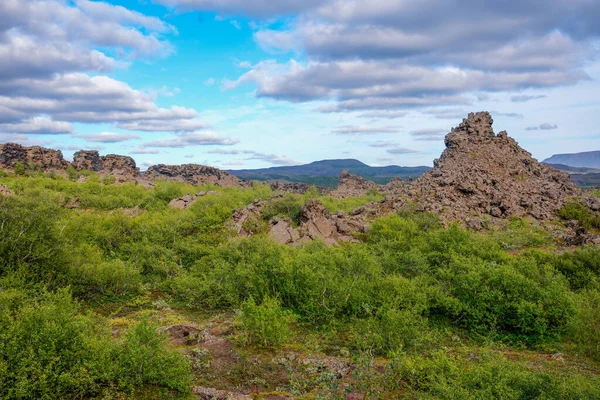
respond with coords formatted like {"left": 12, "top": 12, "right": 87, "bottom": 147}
{"left": 1, "top": 172, "right": 600, "bottom": 399}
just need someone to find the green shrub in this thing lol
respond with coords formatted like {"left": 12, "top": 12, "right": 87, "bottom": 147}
{"left": 567, "top": 288, "right": 600, "bottom": 361}
{"left": 386, "top": 348, "right": 600, "bottom": 398}
{"left": 350, "top": 307, "right": 434, "bottom": 356}
{"left": 0, "top": 290, "right": 192, "bottom": 399}
{"left": 13, "top": 161, "right": 25, "bottom": 176}
{"left": 558, "top": 202, "right": 600, "bottom": 230}
{"left": 116, "top": 317, "right": 193, "bottom": 393}
{"left": 237, "top": 296, "right": 297, "bottom": 347}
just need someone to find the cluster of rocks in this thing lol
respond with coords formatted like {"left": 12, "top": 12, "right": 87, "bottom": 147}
{"left": 144, "top": 164, "right": 246, "bottom": 188}
{"left": 232, "top": 198, "right": 368, "bottom": 246}
{"left": 225, "top": 112, "right": 600, "bottom": 246}
{"left": 0, "top": 142, "right": 69, "bottom": 170}
{"left": 72, "top": 150, "right": 139, "bottom": 182}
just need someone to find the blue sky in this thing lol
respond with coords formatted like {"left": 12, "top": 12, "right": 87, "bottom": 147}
{"left": 1, "top": 0, "right": 600, "bottom": 170}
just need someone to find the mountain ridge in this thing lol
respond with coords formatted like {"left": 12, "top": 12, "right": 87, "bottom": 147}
{"left": 544, "top": 150, "right": 600, "bottom": 169}
{"left": 227, "top": 158, "right": 431, "bottom": 187}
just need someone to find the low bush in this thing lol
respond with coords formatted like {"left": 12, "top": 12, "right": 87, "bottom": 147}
{"left": 237, "top": 296, "right": 297, "bottom": 347}
{"left": 558, "top": 202, "right": 600, "bottom": 230}
{"left": 0, "top": 290, "right": 192, "bottom": 399}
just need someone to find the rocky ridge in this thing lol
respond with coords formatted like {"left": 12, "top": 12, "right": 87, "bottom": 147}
{"left": 73, "top": 150, "right": 140, "bottom": 182}
{"left": 0, "top": 142, "right": 69, "bottom": 170}
{"left": 144, "top": 164, "right": 245, "bottom": 187}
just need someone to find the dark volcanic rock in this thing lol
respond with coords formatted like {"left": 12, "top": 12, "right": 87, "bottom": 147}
{"left": 73, "top": 150, "right": 103, "bottom": 171}
{"left": 73, "top": 150, "right": 139, "bottom": 182}
{"left": 145, "top": 164, "right": 244, "bottom": 187}
{"left": 0, "top": 142, "right": 68, "bottom": 170}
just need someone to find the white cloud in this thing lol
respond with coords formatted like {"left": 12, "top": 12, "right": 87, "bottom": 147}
{"left": 78, "top": 132, "right": 141, "bottom": 143}
{"left": 143, "top": 131, "right": 240, "bottom": 147}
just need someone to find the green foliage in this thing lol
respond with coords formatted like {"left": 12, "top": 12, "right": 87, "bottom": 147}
{"left": 13, "top": 161, "right": 25, "bottom": 176}
{"left": 0, "top": 193, "right": 67, "bottom": 284}
{"left": 558, "top": 201, "right": 600, "bottom": 230}
{"left": 0, "top": 290, "right": 192, "bottom": 399}
{"left": 567, "top": 288, "right": 600, "bottom": 361}
{"left": 387, "top": 349, "right": 600, "bottom": 399}
{"left": 237, "top": 296, "right": 297, "bottom": 347}
{"left": 2, "top": 174, "right": 600, "bottom": 395}
{"left": 261, "top": 194, "right": 303, "bottom": 224}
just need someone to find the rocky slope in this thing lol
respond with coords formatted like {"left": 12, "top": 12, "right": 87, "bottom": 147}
{"left": 355, "top": 112, "right": 599, "bottom": 226}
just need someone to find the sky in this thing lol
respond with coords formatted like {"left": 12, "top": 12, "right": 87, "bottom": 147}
{"left": 1, "top": 0, "right": 600, "bottom": 170}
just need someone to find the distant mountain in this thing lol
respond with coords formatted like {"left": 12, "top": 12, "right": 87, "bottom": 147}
{"left": 228, "top": 159, "right": 431, "bottom": 187}
{"left": 544, "top": 151, "right": 600, "bottom": 169}
{"left": 544, "top": 163, "right": 600, "bottom": 174}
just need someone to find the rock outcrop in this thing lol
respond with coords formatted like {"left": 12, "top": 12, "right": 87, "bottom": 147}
{"left": 331, "top": 170, "right": 380, "bottom": 198}
{"left": 356, "top": 112, "right": 600, "bottom": 224}
{"left": 0, "top": 142, "right": 69, "bottom": 170}
{"left": 144, "top": 164, "right": 244, "bottom": 187}
{"left": 232, "top": 199, "right": 368, "bottom": 246}
{"left": 407, "top": 112, "right": 597, "bottom": 221}
{"left": 72, "top": 150, "right": 139, "bottom": 182}
{"left": 72, "top": 150, "right": 103, "bottom": 171}
{"left": 296, "top": 199, "right": 367, "bottom": 245}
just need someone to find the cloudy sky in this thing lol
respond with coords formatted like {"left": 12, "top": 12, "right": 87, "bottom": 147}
{"left": 1, "top": 0, "right": 599, "bottom": 169}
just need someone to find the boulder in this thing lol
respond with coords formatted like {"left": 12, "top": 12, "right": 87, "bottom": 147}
{"left": 73, "top": 150, "right": 103, "bottom": 171}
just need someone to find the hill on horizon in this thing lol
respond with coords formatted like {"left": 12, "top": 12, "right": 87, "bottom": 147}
{"left": 227, "top": 158, "right": 431, "bottom": 187}
{"left": 544, "top": 150, "right": 600, "bottom": 169}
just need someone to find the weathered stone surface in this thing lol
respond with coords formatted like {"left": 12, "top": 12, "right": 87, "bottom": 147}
{"left": 145, "top": 164, "right": 245, "bottom": 187}
{"left": 73, "top": 150, "right": 103, "bottom": 171}
{"left": 268, "top": 218, "right": 300, "bottom": 244}
{"left": 332, "top": 170, "right": 380, "bottom": 198}
{"left": 0, "top": 142, "right": 68, "bottom": 170}
{"left": 0, "top": 185, "right": 14, "bottom": 196}
{"left": 169, "top": 191, "right": 214, "bottom": 210}
{"left": 232, "top": 199, "right": 264, "bottom": 237}
{"left": 72, "top": 151, "right": 139, "bottom": 181}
